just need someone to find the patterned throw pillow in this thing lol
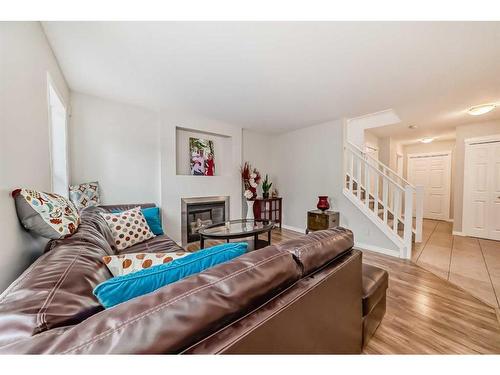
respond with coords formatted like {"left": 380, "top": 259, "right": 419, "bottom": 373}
{"left": 100, "top": 207, "right": 155, "bottom": 250}
{"left": 12, "top": 188, "right": 80, "bottom": 239}
{"left": 103, "top": 252, "right": 190, "bottom": 276}
{"left": 69, "top": 181, "right": 100, "bottom": 210}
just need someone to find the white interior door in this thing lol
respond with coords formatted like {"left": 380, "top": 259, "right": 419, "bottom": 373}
{"left": 464, "top": 139, "right": 500, "bottom": 240}
{"left": 490, "top": 143, "right": 500, "bottom": 240}
{"left": 408, "top": 152, "right": 451, "bottom": 221}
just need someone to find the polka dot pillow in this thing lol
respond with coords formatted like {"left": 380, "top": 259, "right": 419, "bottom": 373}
{"left": 100, "top": 207, "right": 155, "bottom": 250}
{"left": 103, "top": 251, "right": 190, "bottom": 276}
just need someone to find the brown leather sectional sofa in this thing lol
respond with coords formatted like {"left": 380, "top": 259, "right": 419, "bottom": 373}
{"left": 0, "top": 204, "right": 367, "bottom": 354}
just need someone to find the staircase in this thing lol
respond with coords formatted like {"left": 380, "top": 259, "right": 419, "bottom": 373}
{"left": 343, "top": 142, "right": 424, "bottom": 259}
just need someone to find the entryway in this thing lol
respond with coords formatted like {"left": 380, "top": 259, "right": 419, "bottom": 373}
{"left": 412, "top": 219, "right": 500, "bottom": 308}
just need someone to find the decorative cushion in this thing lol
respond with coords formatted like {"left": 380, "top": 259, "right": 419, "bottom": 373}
{"left": 111, "top": 206, "right": 164, "bottom": 236}
{"left": 69, "top": 181, "right": 100, "bottom": 210}
{"left": 93, "top": 242, "right": 248, "bottom": 308}
{"left": 11, "top": 188, "right": 80, "bottom": 239}
{"left": 141, "top": 206, "right": 164, "bottom": 235}
{"left": 103, "top": 251, "right": 190, "bottom": 276}
{"left": 100, "top": 207, "right": 155, "bottom": 250}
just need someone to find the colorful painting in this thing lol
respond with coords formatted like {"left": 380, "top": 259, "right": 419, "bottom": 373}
{"left": 190, "top": 137, "right": 215, "bottom": 176}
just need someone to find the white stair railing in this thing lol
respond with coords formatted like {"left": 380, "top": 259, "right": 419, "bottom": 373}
{"left": 343, "top": 142, "right": 423, "bottom": 259}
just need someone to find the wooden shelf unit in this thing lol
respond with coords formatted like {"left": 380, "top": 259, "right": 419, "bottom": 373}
{"left": 253, "top": 197, "right": 282, "bottom": 228}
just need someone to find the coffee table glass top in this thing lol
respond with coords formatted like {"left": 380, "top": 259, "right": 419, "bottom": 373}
{"left": 198, "top": 219, "right": 274, "bottom": 238}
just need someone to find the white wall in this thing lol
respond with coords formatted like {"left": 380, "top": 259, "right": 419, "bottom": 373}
{"left": 363, "top": 130, "right": 380, "bottom": 155}
{"left": 0, "top": 22, "right": 69, "bottom": 291}
{"left": 454, "top": 120, "right": 500, "bottom": 232}
{"left": 69, "top": 92, "right": 161, "bottom": 205}
{"left": 272, "top": 119, "right": 399, "bottom": 253}
{"left": 242, "top": 129, "right": 278, "bottom": 215}
{"left": 160, "top": 112, "right": 243, "bottom": 244}
{"left": 346, "top": 109, "right": 401, "bottom": 148}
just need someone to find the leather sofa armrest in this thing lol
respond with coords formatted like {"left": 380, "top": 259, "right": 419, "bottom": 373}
{"left": 275, "top": 227, "right": 354, "bottom": 275}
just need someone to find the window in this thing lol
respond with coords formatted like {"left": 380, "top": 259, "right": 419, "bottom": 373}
{"left": 48, "top": 76, "right": 69, "bottom": 197}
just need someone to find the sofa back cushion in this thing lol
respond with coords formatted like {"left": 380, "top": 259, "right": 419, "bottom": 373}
{"left": 274, "top": 227, "right": 354, "bottom": 276}
{"left": 0, "top": 209, "right": 115, "bottom": 347}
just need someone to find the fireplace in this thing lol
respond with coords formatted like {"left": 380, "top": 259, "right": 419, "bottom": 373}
{"left": 181, "top": 196, "right": 230, "bottom": 245}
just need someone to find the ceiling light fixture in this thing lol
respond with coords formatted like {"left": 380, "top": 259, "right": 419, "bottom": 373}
{"left": 420, "top": 137, "right": 434, "bottom": 144}
{"left": 468, "top": 104, "right": 496, "bottom": 116}
{"left": 408, "top": 125, "right": 418, "bottom": 129}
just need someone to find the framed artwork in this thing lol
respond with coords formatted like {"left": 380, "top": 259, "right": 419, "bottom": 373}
{"left": 189, "top": 137, "right": 215, "bottom": 176}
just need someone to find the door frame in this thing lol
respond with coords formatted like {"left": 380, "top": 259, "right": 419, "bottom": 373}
{"left": 462, "top": 134, "right": 500, "bottom": 238}
{"left": 396, "top": 152, "right": 404, "bottom": 177}
{"left": 407, "top": 150, "right": 452, "bottom": 221}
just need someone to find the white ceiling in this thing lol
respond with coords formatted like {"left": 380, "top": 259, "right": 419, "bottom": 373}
{"left": 42, "top": 21, "right": 500, "bottom": 134}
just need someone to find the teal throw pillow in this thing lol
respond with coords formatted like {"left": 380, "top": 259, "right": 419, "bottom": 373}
{"left": 93, "top": 241, "right": 247, "bottom": 308}
{"left": 141, "top": 207, "right": 163, "bottom": 235}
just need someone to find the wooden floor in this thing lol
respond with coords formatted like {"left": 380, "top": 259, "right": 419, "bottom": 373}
{"left": 188, "top": 227, "right": 500, "bottom": 354}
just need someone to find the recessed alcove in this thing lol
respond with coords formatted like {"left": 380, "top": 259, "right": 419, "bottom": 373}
{"left": 175, "top": 126, "right": 233, "bottom": 176}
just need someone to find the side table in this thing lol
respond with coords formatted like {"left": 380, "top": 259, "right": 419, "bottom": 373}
{"left": 306, "top": 210, "right": 339, "bottom": 234}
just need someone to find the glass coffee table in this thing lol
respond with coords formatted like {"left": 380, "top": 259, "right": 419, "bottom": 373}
{"left": 198, "top": 219, "right": 275, "bottom": 251}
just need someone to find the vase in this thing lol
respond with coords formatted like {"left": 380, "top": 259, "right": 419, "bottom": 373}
{"left": 317, "top": 196, "right": 330, "bottom": 211}
{"left": 263, "top": 192, "right": 269, "bottom": 199}
{"left": 246, "top": 200, "right": 255, "bottom": 220}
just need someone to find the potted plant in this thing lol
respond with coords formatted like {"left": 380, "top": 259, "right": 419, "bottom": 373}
{"left": 241, "top": 162, "right": 261, "bottom": 219}
{"left": 262, "top": 174, "right": 272, "bottom": 199}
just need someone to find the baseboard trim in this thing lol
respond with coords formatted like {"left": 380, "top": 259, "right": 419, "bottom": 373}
{"left": 281, "top": 224, "right": 305, "bottom": 234}
{"left": 452, "top": 230, "right": 466, "bottom": 236}
{"left": 353, "top": 242, "right": 400, "bottom": 258}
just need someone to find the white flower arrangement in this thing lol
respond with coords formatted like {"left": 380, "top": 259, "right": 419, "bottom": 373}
{"left": 244, "top": 189, "right": 254, "bottom": 200}
{"left": 249, "top": 179, "right": 258, "bottom": 188}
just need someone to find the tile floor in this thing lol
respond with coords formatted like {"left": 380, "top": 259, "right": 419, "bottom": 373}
{"left": 412, "top": 219, "right": 500, "bottom": 308}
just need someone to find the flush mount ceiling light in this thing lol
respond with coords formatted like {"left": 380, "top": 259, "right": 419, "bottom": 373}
{"left": 468, "top": 104, "right": 496, "bottom": 116}
{"left": 408, "top": 125, "right": 418, "bottom": 129}
{"left": 420, "top": 137, "right": 434, "bottom": 144}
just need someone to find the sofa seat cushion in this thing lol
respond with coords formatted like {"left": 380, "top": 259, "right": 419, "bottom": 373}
{"left": 94, "top": 242, "right": 248, "bottom": 308}
{"left": 274, "top": 227, "right": 354, "bottom": 276}
{"left": 118, "top": 234, "right": 184, "bottom": 254}
{"left": 362, "top": 264, "right": 388, "bottom": 316}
